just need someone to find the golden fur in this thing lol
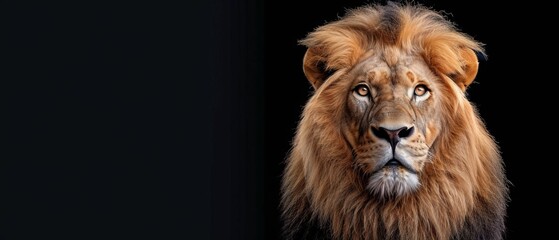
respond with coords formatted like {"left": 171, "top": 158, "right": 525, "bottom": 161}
{"left": 281, "top": 3, "right": 509, "bottom": 240}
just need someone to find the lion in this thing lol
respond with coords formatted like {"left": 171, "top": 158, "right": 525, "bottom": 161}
{"left": 280, "top": 2, "right": 509, "bottom": 240}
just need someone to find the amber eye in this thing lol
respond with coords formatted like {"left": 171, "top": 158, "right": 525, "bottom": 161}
{"left": 414, "top": 84, "right": 428, "bottom": 96}
{"left": 354, "top": 85, "right": 370, "bottom": 97}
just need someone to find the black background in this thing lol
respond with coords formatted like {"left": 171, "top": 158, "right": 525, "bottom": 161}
{"left": 3, "top": 0, "right": 555, "bottom": 239}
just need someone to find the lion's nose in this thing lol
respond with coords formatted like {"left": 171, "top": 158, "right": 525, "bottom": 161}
{"left": 372, "top": 126, "right": 414, "bottom": 149}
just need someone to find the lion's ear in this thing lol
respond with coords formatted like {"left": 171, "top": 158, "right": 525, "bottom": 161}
{"left": 430, "top": 47, "right": 481, "bottom": 92}
{"left": 453, "top": 48, "right": 479, "bottom": 91}
{"left": 303, "top": 47, "right": 330, "bottom": 90}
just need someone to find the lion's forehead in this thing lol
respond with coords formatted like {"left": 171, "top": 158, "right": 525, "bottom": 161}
{"left": 351, "top": 51, "right": 435, "bottom": 87}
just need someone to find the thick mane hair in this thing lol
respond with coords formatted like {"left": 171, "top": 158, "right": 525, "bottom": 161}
{"left": 300, "top": 2, "right": 483, "bottom": 91}
{"left": 281, "top": 2, "right": 509, "bottom": 240}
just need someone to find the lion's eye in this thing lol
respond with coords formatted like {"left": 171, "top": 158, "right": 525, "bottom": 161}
{"left": 412, "top": 84, "right": 431, "bottom": 103}
{"left": 414, "top": 85, "right": 428, "bottom": 96}
{"left": 354, "top": 85, "right": 370, "bottom": 97}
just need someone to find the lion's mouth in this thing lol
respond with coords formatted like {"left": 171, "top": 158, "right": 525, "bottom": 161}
{"left": 385, "top": 159, "right": 400, "bottom": 166}
{"left": 383, "top": 158, "right": 417, "bottom": 174}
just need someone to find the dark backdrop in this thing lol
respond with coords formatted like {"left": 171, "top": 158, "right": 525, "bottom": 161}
{"left": 3, "top": 0, "right": 555, "bottom": 239}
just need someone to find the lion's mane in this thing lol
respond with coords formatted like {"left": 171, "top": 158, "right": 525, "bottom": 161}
{"left": 281, "top": 3, "right": 509, "bottom": 240}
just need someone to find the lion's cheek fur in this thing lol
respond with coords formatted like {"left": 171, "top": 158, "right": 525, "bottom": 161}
{"left": 424, "top": 121, "right": 440, "bottom": 147}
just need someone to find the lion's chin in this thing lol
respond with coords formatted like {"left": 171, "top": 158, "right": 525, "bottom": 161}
{"left": 367, "top": 166, "right": 420, "bottom": 198}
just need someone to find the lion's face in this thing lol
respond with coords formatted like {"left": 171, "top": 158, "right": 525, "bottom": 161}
{"left": 282, "top": 4, "right": 508, "bottom": 239}
{"left": 334, "top": 50, "right": 444, "bottom": 198}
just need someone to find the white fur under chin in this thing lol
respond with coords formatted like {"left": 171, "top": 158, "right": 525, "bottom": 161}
{"left": 367, "top": 167, "right": 420, "bottom": 198}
